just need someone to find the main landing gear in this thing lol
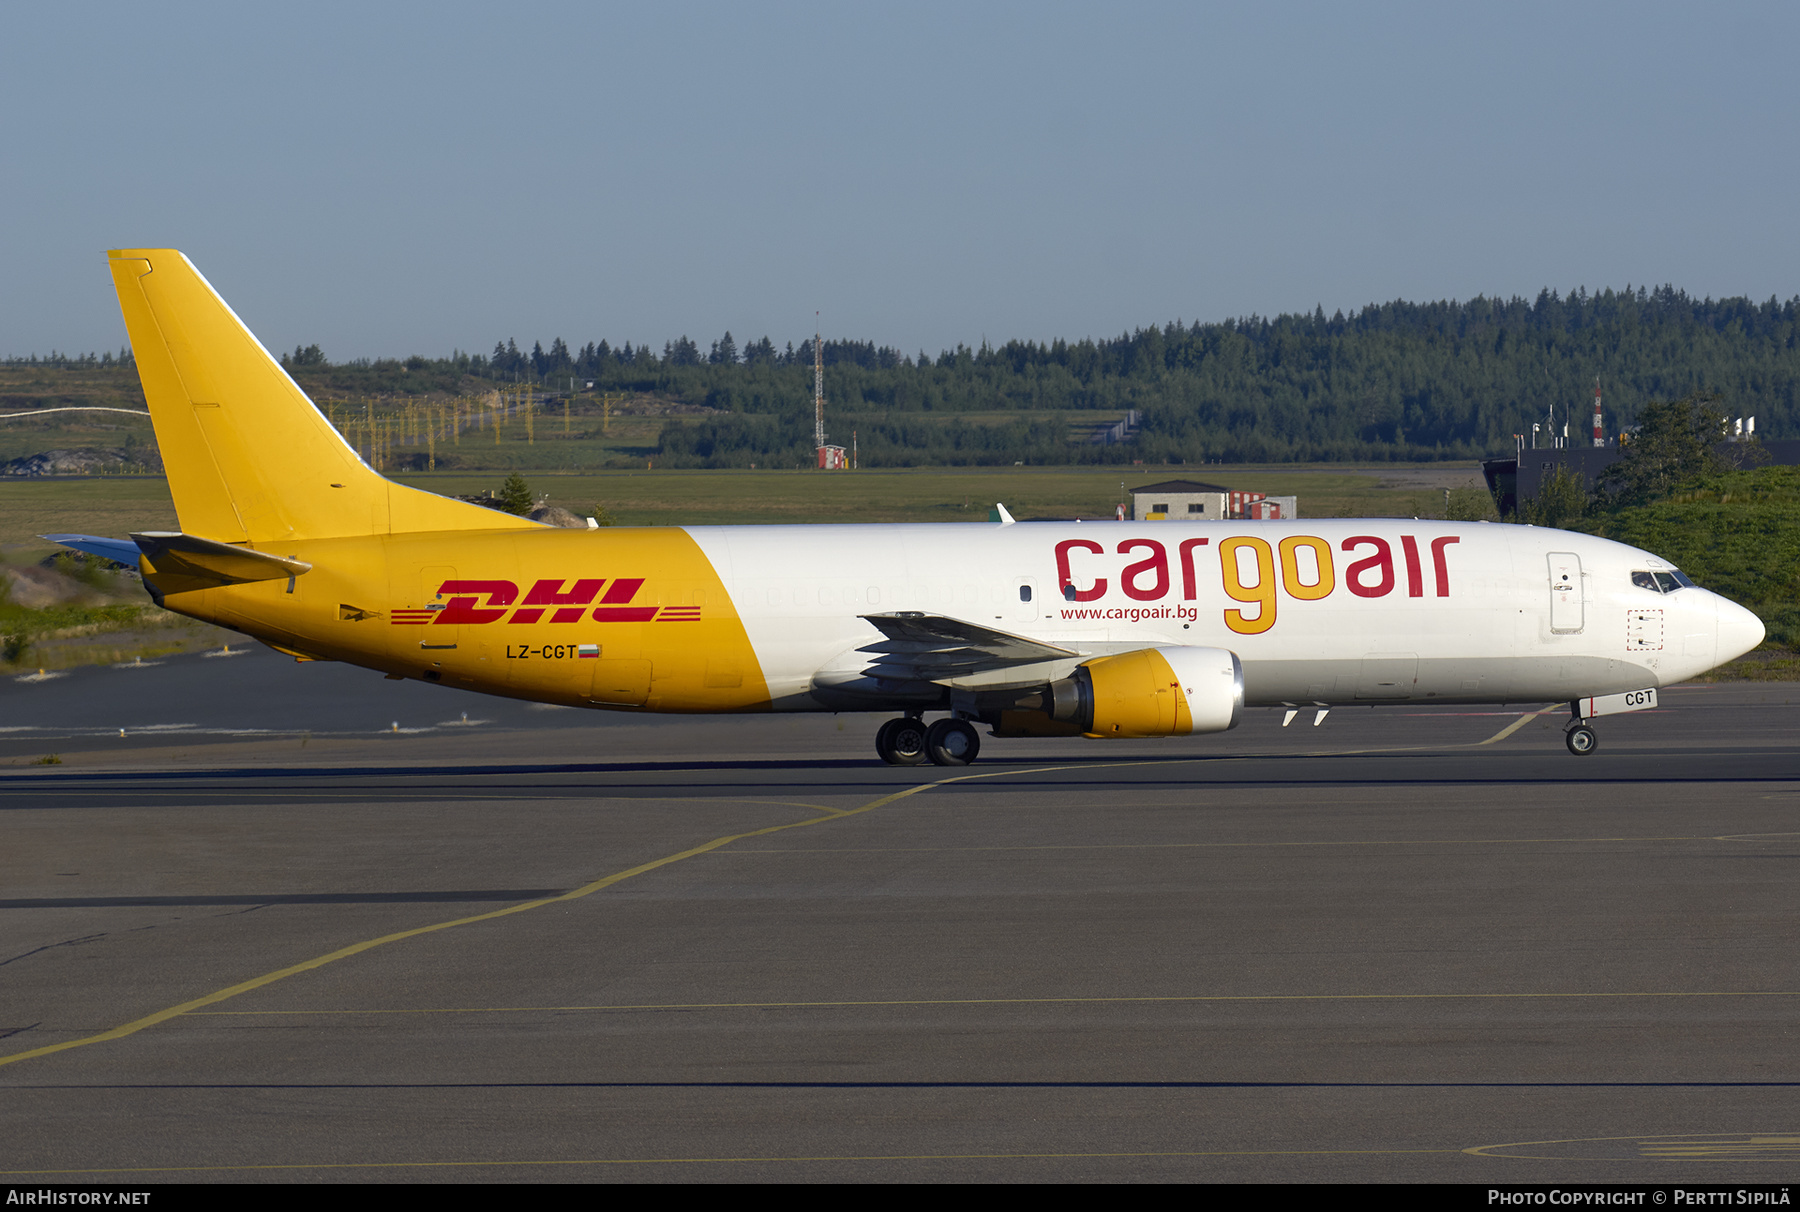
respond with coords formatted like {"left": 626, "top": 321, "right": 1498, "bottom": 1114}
{"left": 876, "top": 716, "right": 982, "bottom": 767}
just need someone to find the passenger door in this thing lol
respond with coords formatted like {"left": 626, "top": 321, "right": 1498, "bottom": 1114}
{"left": 1548, "top": 553, "right": 1584, "bottom": 634}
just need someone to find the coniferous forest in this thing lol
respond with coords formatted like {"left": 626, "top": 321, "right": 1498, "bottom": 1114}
{"left": 10, "top": 286, "right": 1800, "bottom": 469}
{"left": 480, "top": 287, "right": 1800, "bottom": 467}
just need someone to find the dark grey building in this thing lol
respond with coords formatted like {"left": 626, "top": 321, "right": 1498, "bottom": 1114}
{"left": 1482, "top": 439, "right": 1800, "bottom": 517}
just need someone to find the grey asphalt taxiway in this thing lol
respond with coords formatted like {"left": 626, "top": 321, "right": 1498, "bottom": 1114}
{"left": 3, "top": 647, "right": 1799, "bottom": 1182}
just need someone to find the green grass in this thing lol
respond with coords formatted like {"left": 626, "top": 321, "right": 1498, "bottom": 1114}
{"left": 0, "top": 365, "right": 157, "bottom": 461}
{"left": 0, "top": 464, "right": 1481, "bottom": 556}
{"left": 1690, "top": 652, "right": 1800, "bottom": 682}
{"left": 395, "top": 464, "right": 1483, "bottom": 528}
{"left": 0, "top": 555, "right": 228, "bottom": 672}
{"left": 0, "top": 478, "right": 179, "bottom": 561}
{"left": 1579, "top": 465, "right": 1800, "bottom": 651}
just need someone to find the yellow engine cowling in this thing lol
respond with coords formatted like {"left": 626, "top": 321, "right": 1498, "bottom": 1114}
{"left": 1070, "top": 646, "right": 1244, "bottom": 738}
{"left": 989, "top": 646, "right": 1244, "bottom": 738}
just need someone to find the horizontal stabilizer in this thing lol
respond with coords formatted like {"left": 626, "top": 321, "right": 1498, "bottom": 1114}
{"left": 41, "top": 534, "right": 143, "bottom": 566}
{"left": 130, "top": 531, "right": 312, "bottom": 587}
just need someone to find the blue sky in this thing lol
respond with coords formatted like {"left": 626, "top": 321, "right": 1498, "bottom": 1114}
{"left": 3, "top": 2, "right": 1796, "bottom": 360}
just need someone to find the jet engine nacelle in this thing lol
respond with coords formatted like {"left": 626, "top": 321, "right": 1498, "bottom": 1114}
{"left": 995, "top": 646, "right": 1243, "bottom": 738}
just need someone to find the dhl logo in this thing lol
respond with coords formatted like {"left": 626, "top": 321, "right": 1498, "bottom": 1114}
{"left": 390, "top": 579, "right": 702, "bottom": 626}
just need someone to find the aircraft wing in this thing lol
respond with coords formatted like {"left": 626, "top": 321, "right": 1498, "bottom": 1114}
{"left": 856, "top": 611, "right": 1078, "bottom": 682}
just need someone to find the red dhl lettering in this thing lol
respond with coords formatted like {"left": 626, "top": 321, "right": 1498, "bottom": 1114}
{"left": 510, "top": 578, "right": 607, "bottom": 624}
{"left": 436, "top": 579, "right": 517, "bottom": 624}
{"left": 388, "top": 578, "right": 699, "bottom": 625}
{"left": 591, "top": 577, "right": 655, "bottom": 622}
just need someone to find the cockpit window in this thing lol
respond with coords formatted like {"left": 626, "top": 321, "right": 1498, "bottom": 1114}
{"left": 1632, "top": 569, "right": 1695, "bottom": 593}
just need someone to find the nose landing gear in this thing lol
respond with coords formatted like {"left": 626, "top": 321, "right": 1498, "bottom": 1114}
{"left": 876, "top": 716, "right": 983, "bottom": 766}
{"left": 1560, "top": 689, "right": 1658, "bottom": 755}
{"left": 1564, "top": 697, "right": 1600, "bottom": 755}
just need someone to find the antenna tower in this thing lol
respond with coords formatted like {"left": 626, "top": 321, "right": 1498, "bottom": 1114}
{"left": 811, "top": 314, "right": 848, "bottom": 468}
{"left": 813, "top": 314, "right": 826, "bottom": 452}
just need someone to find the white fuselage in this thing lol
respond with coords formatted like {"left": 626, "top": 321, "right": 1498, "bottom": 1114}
{"left": 687, "top": 519, "right": 1762, "bottom": 710}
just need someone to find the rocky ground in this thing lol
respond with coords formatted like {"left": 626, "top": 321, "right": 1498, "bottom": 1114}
{"left": 0, "top": 447, "right": 160, "bottom": 476}
{"left": 1, "top": 553, "right": 235, "bottom": 672}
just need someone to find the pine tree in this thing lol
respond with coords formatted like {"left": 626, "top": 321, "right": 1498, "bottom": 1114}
{"left": 498, "top": 472, "right": 534, "bottom": 516}
{"left": 1596, "top": 391, "right": 1741, "bottom": 507}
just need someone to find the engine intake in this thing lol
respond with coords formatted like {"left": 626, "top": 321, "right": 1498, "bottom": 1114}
{"left": 994, "top": 646, "right": 1243, "bottom": 738}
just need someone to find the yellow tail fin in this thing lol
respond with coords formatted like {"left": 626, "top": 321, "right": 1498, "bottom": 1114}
{"left": 108, "top": 249, "right": 536, "bottom": 543}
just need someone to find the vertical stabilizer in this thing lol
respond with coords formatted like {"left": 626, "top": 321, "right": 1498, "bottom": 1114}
{"left": 107, "top": 249, "right": 536, "bottom": 543}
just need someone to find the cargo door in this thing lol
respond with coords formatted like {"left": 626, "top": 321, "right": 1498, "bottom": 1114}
{"left": 1548, "top": 552, "right": 1584, "bottom": 634}
{"left": 417, "top": 564, "right": 460, "bottom": 652}
{"left": 588, "top": 659, "right": 653, "bottom": 707}
{"left": 383, "top": 563, "right": 461, "bottom": 655}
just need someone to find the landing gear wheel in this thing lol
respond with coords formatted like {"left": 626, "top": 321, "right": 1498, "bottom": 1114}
{"left": 1565, "top": 724, "right": 1597, "bottom": 756}
{"left": 926, "top": 718, "right": 982, "bottom": 766}
{"left": 877, "top": 717, "right": 928, "bottom": 766}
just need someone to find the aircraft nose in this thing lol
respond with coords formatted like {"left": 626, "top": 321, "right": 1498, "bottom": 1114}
{"left": 1715, "top": 594, "right": 1766, "bottom": 663}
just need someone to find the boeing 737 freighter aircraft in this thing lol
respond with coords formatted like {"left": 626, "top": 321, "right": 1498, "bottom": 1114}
{"left": 47, "top": 250, "right": 1766, "bottom": 765}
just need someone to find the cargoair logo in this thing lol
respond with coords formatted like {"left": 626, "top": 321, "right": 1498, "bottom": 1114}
{"left": 1052, "top": 533, "right": 1459, "bottom": 637}
{"left": 390, "top": 579, "right": 701, "bottom": 625}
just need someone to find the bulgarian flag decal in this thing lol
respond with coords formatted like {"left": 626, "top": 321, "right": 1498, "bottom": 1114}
{"left": 578, "top": 644, "right": 600, "bottom": 659}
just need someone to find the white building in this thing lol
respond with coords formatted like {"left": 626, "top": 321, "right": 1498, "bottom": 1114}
{"left": 1130, "top": 479, "right": 1298, "bottom": 521}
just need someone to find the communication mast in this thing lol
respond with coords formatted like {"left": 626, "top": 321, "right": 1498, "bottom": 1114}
{"left": 1592, "top": 378, "right": 1604, "bottom": 447}
{"left": 814, "top": 313, "right": 847, "bottom": 469}
{"left": 814, "top": 315, "right": 826, "bottom": 453}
